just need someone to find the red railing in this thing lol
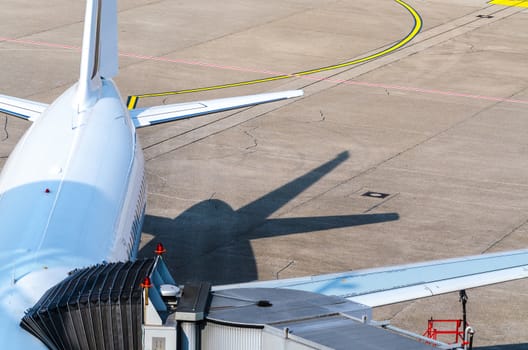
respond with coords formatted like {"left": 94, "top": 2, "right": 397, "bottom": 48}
{"left": 423, "top": 318, "right": 469, "bottom": 346}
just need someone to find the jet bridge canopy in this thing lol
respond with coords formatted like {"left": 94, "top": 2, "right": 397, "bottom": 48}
{"left": 20, "top": 258, "right": 160, "bottom": 350}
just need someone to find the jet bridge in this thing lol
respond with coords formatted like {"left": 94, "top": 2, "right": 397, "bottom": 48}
{"left": 21, "top": 259, "right": 159, "bottom": 349}
{"left": 21, "top": 255, "right": 465, "bottom": 350}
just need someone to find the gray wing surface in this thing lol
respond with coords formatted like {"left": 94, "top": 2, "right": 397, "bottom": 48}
{"left": 214, "top": 249, "right": 528, "bottom": 307}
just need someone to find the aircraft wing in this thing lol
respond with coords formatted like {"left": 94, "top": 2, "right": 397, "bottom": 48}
{"left": 0, "top": 94, "right": 48, "bottom": 121}
{"left": 129, "top": 90, "right": 303, "bottom": 128}
{"left": 213, "top": 249, "right": 528, "bottom": 307}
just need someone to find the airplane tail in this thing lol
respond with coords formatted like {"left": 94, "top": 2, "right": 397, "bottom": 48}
{"left": 76, "top": 0, "right": 118, "bottom": 111}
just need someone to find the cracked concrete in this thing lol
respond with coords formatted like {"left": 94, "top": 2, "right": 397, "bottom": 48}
{"left": 243, "top": 127, "right": 259, "bottom": 151}
{"left": 1, "top": 116, "right": 9, "bottom": 142}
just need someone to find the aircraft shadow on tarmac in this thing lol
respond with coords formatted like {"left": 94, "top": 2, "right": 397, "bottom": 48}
{"left": 139, "top": 151, "right": 399, "bottom": 285}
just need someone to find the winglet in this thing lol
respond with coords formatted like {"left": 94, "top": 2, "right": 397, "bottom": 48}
{"left": 77, "top": 0, "right": 118, "bottom": 112}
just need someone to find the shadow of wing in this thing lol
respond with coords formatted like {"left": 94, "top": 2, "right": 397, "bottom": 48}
{"left": 253, "top": 213, "right": 399, "bottom": 237}
{"left": 238, "top": 151, "right": 350, "bottom": 222}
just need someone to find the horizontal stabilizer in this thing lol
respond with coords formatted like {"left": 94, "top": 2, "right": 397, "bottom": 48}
{"left": 130, "top": 90, "right": 303, "bottom": 128}
{"left": 0, "top": 95, "right": 48, "bottom": 121}
{"left": 214, "top": 249, "right": 528, "bottom": 307}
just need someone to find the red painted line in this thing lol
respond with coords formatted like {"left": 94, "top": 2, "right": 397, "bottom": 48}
{"left": 0, "top": 36, "right": 80, "bottom": 51}
{"left": 1, "top": 36, "right": 528, "bottom": 105}
{"left": 119, "top": 51, "right": 284, "bottom": 76}
{"left": 299, "top": 76, "right": 528, "bottom": 105}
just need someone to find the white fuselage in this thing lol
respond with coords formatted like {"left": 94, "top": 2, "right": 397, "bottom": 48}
{"left": 0, "top": 80, "right": 146, "bottom": 348}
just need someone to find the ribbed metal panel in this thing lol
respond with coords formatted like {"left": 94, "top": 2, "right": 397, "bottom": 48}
{"left": 21, "top": 259, "right": 156, "bottom": 350}
{"left": 202, "top": 322, "right": 262, "bottom": 350}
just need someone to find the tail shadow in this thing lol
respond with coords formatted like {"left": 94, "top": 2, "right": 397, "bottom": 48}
{"left": 139, "top": 151, "right": 399, "bottom": 285}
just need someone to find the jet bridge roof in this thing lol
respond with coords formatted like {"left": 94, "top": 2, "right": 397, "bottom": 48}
{"left": 206, "top": 288, "right": 438, "bottom": 350}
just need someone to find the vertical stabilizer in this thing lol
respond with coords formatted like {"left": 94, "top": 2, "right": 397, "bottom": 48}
{"left": 77, "top": 0, "right": 118, "bottom": 112}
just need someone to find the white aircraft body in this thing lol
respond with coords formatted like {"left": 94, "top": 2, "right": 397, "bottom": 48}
{"left": 0, "top": 0, "right": 527, "bottom": 349}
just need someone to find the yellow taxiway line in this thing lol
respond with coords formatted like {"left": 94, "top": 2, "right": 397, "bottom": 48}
{"left": 489, "top": 0, "right": 528, "bottom": 7}
{"left": 127, "top": 0, "right": 422, "bottom": 109}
